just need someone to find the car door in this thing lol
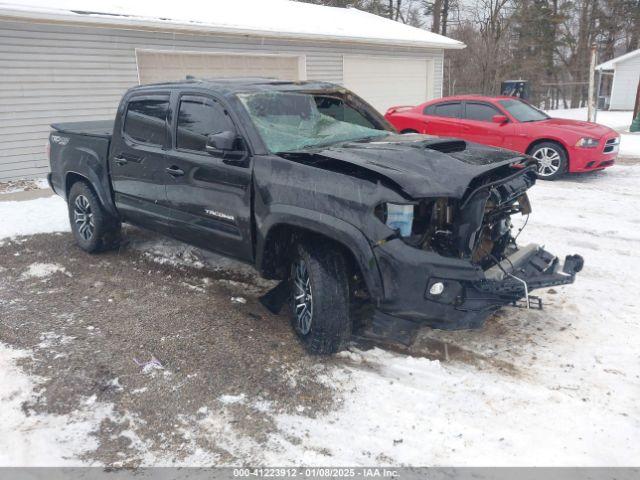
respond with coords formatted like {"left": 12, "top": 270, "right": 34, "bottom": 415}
{"left": 164, "top": 93, "right": 253, "bottom": 261}
{"left": 110, "top": 93, "right": 172, "bottom": 230}
{"left": 422, "top": 102, "right": 463, "bottom": 138}
{"left": 460, "top": 102, "right": 516, "bottom": 150}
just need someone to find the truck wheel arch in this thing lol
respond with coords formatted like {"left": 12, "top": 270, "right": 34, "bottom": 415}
{"left": 64, "top": 171, "right": 118, "bottom": 218}
{"left": 257, "top": 209, "right": 385, "bottom": 302}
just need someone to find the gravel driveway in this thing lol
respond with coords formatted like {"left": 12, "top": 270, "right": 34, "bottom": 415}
{"left": 0, "top": 229, "right": 341, "bottom": 466}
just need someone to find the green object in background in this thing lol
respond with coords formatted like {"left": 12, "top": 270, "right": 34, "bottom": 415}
{"left": 631, "top": 113, "right": 640, "bottom": 132}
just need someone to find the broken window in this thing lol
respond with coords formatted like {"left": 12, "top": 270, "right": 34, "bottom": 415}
{"left": 237, "top": 92, "right": 387, "bottom": 153}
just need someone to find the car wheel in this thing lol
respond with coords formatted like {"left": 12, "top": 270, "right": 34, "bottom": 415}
{"left": 68, "top": 181, "right": 121, "bottom": 253}
{"left": 289, "top": 239, "right": 351, "bottom": 354}
{"left": 529, "top": 142, "right": 568, "bottom": 180}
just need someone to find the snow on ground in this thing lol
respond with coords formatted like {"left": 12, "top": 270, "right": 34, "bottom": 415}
{"left": 262, "top": 167, "right": 640, "bottom": 466}
{"left": 0, "top": 178, "right": 50, "bottom": 195}
{"left": 0, "top": 166, "right": 639, "bottom": 465}
{"left": 0, "top": 195, "right": 69, "bottom": 240}
{"left": 546, "top": 107, "right": 639, "bottom": 157}
{"left": 20, "top": 262, "right": 68, "bottom": 279}
{"left": 0, "top": 343, "right": 112, "bottom": 466}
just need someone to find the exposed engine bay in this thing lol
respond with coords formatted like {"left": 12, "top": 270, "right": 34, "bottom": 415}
{"left": 376, "top": 165, "right": 537, "bottom": 270}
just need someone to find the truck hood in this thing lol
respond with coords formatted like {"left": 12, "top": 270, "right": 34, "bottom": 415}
{"left": 285, "top": 133, "right": 528, "bottom": 199}
{"left": 539, "top": 117, "right": 616, "bottom": 137}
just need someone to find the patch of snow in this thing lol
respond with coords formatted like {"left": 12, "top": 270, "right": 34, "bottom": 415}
{"left": 0, "top": 342, "right": 113, "bottom": 466}
{"left": 219, "top": 393, "right": 246, "bottom": 405}
{"left": 0, "top": 196, "right": 69, "bottom": 240}
{"left": 252, "top": 399, "right": 273, "bottom": 413}
{"left": 36, "top": 332, "right": 75, "bottom": 350}
{"left": 231, "top": 296, "right": 247, "bottom": 304}
{"left": 35, "top": 178, "right": 50, "bottom": 190}
{"left": 1, "top": 0, "right": 463, "bottom": 49}
{"left": 545, "top": 108, "right": 639, "bottom": 157}
{"left": 619, "top": 133, "right": 640, "bottom": 158}
{"left": 21, "top": 263, "right": 67, "bottom": 279}
{"left": 546, "top": 107, "right": 633, "bottom": 131}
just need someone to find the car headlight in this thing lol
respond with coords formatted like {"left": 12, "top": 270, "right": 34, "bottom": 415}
{"left": 375, "top": 203, "right": 414, "bottom": 237}
{"left": 576, "top": 137, "right": 600, "bottom": 148}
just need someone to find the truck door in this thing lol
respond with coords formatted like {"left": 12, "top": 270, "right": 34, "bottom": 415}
{"left": 164, "top": 94, "right": 253, "bottom": 261}
{"left": 110, "top": 93, "right": 172, "bottom": 231}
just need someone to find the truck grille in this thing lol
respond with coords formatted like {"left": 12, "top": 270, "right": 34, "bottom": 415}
{"left": 604, "top": 137, "right": 619, "bottom": 154}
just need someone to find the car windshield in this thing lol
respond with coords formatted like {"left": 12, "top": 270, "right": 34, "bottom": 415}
{"left": 498, "top": 99, "right": 549, "bottom": 122}
{"left": 237, "top": 91, "right": 388, "bottom": 153}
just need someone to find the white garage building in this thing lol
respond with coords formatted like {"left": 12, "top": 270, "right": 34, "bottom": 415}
{"left": 597, "top": 48, "right": 640, "bottom": 111}
{"left": 0, "top": 0, "right": 463, "bottom": 181}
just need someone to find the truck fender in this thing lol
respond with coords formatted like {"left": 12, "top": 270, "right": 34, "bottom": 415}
{"left": 256, "top": 205, "right": 385, "bottom": 302}
{"left": 61, "top": 146, "right": 118, "bottom": 218}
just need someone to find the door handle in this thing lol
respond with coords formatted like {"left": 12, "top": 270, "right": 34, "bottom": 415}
{"left": 165, "top": 166, "right": 185, "bottom": 177}
{"left": 113, "top": 156, "right": 128, "bottom": 166}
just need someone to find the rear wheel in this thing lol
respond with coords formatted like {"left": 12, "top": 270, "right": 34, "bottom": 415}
{"left": 529, "top": 141, "right": 568, "bottom": 180}
{"left": 68, "top": 181, "right": 121, "bottom": 253}
{"left": 289, "top": 239, "right": 351, "bottom": 354}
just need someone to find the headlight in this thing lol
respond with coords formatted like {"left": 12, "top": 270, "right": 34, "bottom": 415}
{"left": 375, "top": 203, "right": 414, "bottom": 237}
{"left": 576, "top": 137, "right": 600, "bottom": 148}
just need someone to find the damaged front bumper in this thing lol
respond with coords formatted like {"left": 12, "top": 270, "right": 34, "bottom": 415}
{"left": 371, "top": 238, "right": 583, "bottom": 337}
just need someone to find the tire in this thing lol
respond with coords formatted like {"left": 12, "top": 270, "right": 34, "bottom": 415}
{"left": 289, "top": 239, "right": 351, "bottom": 354}
{"left": 67, "top": 181, "right": 121, "bottom": 253}
{"left": 529, "top": 141, "right": 568, "bottom": 180}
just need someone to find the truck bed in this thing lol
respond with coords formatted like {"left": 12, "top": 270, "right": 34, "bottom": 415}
{"left": 51, "top": 120, "right": 114, "bottom": 139}
{"left": 48, "top": 119, "right": 116, "bottom": 218}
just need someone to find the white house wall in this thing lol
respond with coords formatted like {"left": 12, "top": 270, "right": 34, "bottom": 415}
{"left": 610, "top": 56, "right": 640, "bottom": 111}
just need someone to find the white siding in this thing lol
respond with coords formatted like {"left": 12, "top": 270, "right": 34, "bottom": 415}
{"left": 0, "top": 19, "right": 444, "bottom": 180}
{"left": 610, "top": 56, "right": 640, "bottom": 111}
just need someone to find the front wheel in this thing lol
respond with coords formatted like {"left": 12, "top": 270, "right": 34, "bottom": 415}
{"left": 529, "top": 142, "right": 568, "bottom": 180}
{"left": 289, "top": 240, "right": 351, "bottom": 354}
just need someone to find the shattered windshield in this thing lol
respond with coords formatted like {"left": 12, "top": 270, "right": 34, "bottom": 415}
{"left": 237, "top": 92, "right": 388, "bottom": 153}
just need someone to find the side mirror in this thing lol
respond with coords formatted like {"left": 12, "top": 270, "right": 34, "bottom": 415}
{"left": 206, "top": 131, "right": 238, "bottom": 153}
{"left": 492, "top": 115, "right": 508, "bottom": 124}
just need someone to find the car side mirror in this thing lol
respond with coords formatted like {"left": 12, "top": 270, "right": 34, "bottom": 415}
{"left": 206, "top": 131, "right": 238, "bottom": 153}
{"left": 492, "top": 115, "right": 508, "bottom": 124}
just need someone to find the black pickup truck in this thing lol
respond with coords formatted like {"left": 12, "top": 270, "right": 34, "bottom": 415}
{"left": 48, "top": 78, "right": 583, "bottom": 353}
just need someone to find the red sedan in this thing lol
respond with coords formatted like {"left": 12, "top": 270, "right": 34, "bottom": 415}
{"left": 385, "top": 95, "right": 620, "bottom": 180}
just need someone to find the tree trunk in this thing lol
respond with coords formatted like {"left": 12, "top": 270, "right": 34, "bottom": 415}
{"left": 441, "top": 0, "right": 449, "bottom": 36}
{"left": 431, "top": 0, "right": 442, "bottom": 33}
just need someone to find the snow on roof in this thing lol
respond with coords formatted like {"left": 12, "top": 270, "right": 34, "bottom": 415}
{"left": 597, "top": 48, "right": 640, "bottom": 70}
{"left": 0, "top": 0, "right": 465, "bottom": 49}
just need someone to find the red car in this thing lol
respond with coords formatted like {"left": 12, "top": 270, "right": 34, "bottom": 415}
{"left": 385, "top": 95, "right": 620, "bottom": 180}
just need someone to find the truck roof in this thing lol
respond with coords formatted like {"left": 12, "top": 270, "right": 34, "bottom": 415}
{"left": 129, "top": 77, "right": 343, "bottom": 96}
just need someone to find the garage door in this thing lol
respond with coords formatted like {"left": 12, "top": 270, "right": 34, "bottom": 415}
{"left": 136, "top": 50, "right": 305, "bottom": 85}
{"left": 343, "top": 56, "right": 433, "bottom": 113}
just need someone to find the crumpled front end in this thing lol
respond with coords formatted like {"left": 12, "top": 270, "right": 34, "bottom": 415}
{"left": 371, "top": 163, "right": 584, "bottom": 332}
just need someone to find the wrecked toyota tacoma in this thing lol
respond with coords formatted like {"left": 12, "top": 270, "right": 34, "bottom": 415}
{"left": 47, "top": 78, "right": 583, "bottom": 354}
